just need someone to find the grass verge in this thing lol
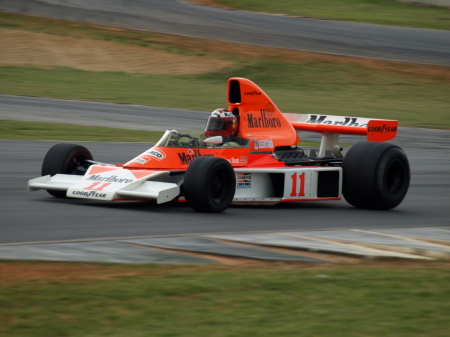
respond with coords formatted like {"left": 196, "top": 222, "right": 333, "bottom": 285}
{"left": 1, "top": 260, "right": 449, "bottom": 337}
{"left": 0, "top": 120, "right": 164, "bottom": 142}
{"left": 208, "top": 0, "right": 450, "bottom": 30}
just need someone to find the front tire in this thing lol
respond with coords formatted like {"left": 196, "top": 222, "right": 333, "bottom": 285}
{"left": 184, "top": 157, "right": 236, "bottom": 213}
{"left": 342, "top": 141, "right": 410, "bottom": 210}
{"left": 41, "top": 143, "right": 93, "bottom": 198}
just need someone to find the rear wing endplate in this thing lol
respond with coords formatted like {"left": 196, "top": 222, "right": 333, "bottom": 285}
{"left": 283, "top": 113, "right": 398, "bottom": 142}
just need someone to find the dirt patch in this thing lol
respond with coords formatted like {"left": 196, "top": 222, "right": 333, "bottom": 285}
{"left": 0, "top": 28, "right": 232, "bottom": 75}
{"left": 188, "top": 0, "right": 235, "bottom": 9}
{"left": 1, "top": 259, "right": 449, "bottom": 285}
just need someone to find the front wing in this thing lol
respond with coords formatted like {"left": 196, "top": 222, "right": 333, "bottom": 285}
{"left": 28, "top": 165, "right": 180, "bottom": 204}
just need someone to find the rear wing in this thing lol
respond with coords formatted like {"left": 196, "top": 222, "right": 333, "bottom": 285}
{"left": 283, "top": 113, "right": 398, "bottom": 142}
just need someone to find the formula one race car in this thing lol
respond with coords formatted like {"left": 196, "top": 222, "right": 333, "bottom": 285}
{"left": 28, "top": 78, "right": 410, "bottom": 213}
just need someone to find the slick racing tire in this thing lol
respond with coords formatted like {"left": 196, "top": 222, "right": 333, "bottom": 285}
{"left": 41, "top": 143, "right": 93, "bottom": 198}
{"left": 342, "top": 141, "right": 410, "bottom": 210}
{"left": 184, "top": 157, "right": 236, "bottom": 213}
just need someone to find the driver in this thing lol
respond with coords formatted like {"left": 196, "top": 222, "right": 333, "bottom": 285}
{"left": 204, "top": 109, "right": 239, "bottom": 146}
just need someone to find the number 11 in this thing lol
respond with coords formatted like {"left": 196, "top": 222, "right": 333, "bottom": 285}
{"left": 290, "top": 172, "right": 305, "bottom": 197}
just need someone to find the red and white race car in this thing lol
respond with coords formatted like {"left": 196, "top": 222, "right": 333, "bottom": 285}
{"left": 28, "top": 78, "right": 410, "bottom": 213}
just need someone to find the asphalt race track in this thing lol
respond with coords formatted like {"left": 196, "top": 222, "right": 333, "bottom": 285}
{"left": 0, "top": 94, "right": 209, "bottom": 132}
{"left": 0, "top": 95, "right": 449, "bottom": 245}
{"left": 0, "top": 0, "right": 449, "bottom": 65}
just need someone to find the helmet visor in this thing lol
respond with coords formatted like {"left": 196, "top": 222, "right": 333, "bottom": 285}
{"left": 205, "top": 117, "right": 232, "bottom": 132}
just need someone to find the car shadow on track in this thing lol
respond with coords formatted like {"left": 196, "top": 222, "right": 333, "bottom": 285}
{"left": 35, "top": 196, "right": 360, "bottom": 213}
{"left": 33, "top": 193, "right": 411, "bottom": 219}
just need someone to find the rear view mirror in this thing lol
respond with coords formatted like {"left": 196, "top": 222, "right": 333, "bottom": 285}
{"left": 204, "top": 136, "right": 223, "bottom": 145}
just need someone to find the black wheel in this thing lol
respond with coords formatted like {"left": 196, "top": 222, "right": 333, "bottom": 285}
{"left": 184, "top": 157, "right": 236, "bottom": 213}
{"left": 342, "top": 141, "right": 410, "bottom": 210}
{"left": 41, "top": 143, "right": 93, "bottom": 198}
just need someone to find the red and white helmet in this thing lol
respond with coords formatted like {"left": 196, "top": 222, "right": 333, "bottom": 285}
{"left": 205, "top": 109, "right": 238, "bottom": 139}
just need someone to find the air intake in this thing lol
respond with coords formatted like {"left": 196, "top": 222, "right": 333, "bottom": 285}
{"left": 229, "top": 80, "right": 241, "bottom": 104}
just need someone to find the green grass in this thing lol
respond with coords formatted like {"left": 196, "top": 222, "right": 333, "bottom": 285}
{"left": 0, "top": 66, "right": 228, "bottom": 110}
{"left": 0, "top": 119, "right": 164, "bottom": 142}
{"left": 213, "top": 0, "right": 450, "bottom": 30}
{"left": 1, "top": 64, "right": 449, "bottom": 129}
{"left": 1, "top": 261, "right": 449, "bottom": 337}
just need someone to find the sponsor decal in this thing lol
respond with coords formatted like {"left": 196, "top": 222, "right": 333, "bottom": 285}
{"left": 134, "top": 157, "right": 147, "bottom": 165}
{"left": 248, "top": 109, "right": 281, "bottom": 129}
{"left": 144, "top": 148, "right": 166, "bottom": 160}
{"left": 368, "top": 125, "right": 397, "bottom": 133}
{"left": 265, "top": 103, "right": 274, "bottom": 116}
{"left": 253, "top": 138, "right": 259, "bottom": 150}
{"left": 178, "top": 149, "right": 214, "bottom": 165}
{"left": 237, "top": 173, "right": 251, "bottom": 189}
{"left": 84, "top": 182, "right": 111, "bottom": 191}
{"left": 258, "top": 140, "right": 273, "bottom": 149}
{"left": 244, "top": 90, "right": 262, "bottom": 96}
{"left": 87, "top": 175, "right": 133, "bottom": 184}
{"left": 306, "top": 115, "right": 367, "bottom": 128}
{"left": 229, "top": 156, "right": 247, "bottom": 164}
{"left": 72, "top": 190, "right": 107, "bottom": 198}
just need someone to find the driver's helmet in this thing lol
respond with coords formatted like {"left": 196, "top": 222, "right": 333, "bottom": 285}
{"left": 205, "top": 109, "right": 238, "bottom": 139}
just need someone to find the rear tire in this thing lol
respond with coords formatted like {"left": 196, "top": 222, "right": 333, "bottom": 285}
{"left": 184, "top": 157, "right": 236, "bottom": 213}
{"left": 342, "top": 141, "right": 410, "bottom": 210}
{"left": 41, "top": 143, "right": 93, "bottom": 198}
